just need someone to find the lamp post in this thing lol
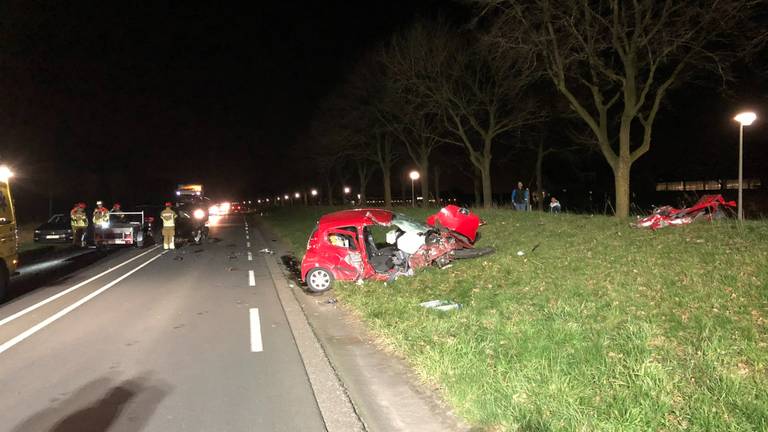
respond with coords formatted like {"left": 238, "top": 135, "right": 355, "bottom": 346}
{"left": 310, "top": 189, "right": 318, "bottom": 205}
{"left": 734, "top": 112, "right": 756, "bottom": 221}
{"left": 409, "top": 170, "right": 420, "bottom": 208}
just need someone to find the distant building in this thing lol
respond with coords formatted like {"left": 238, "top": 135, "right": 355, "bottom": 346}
{"left": 656, "top": 179, "right": 762, "bottom": 192}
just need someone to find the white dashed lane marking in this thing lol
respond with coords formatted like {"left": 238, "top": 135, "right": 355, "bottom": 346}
{"left": 249, "top": 308, "right": 263, "bottom": 352}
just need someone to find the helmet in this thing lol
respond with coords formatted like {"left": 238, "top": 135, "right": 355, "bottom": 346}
{"left": 164, "top": 202, "right": 172, "bottom": 207}
{"left": 96, "top": 201, "right": 103, "bottom": 206}
{"left": 79, "top": 202, "right": 86, "bottom": 208}
{"left": 113, "top": 202, "right": 121, "bottom": 209}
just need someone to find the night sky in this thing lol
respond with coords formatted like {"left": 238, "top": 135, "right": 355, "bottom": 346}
{"left": 1, "top": 1, "right": 766, "bottom": 219}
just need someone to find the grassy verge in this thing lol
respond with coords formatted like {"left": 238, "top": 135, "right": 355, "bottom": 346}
{"left": 264, "top": 206, "right": 768, "bottom": 431}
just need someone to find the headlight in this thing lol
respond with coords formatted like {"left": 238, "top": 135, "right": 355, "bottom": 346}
{"left": 193, "top": 209, "right": 206, "bottom": 219}
{"left": 35, "top": 230, "right": 41, "bottom": 234}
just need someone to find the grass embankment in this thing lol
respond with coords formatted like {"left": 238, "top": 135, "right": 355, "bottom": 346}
{"left": 264, "top": 206, "right": 768, "bottom": 431}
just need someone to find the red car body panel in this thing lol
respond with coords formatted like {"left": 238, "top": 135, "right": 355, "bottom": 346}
{"left": 301, "top": 207, "right": 479, "bottom": 284}
{"left": 634, "top": 194, "right": 736, "bottom": 230}
{"left": 425, "top": 204, "right": 480, "bottom": 243}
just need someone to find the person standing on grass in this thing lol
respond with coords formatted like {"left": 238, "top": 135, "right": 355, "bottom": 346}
{"left": 512, "top": 181, "right": 527, "bottom": 211}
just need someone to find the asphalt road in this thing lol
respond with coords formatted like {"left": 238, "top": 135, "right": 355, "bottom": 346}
{"left": 0, "top": 215, "right": 325, "bottom": 432}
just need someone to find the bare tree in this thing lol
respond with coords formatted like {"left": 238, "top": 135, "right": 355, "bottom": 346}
{"left": 384, "top": 19, "right": 544, "bottom": 209}
{"left": 380, "top": 23, "right": 454, "bottom": 207}
{"left": 487, "top": 0, "right": 763, "bottom": 217}
{"left": 435, "top": 41, "right": 544, "bottom": 209}
{"left": 374, "top": 131, "right": 398, "bottom": 208}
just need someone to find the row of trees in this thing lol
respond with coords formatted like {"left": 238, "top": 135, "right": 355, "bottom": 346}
{"left": 306, "top": 0, "right": 762, "bottom": 216}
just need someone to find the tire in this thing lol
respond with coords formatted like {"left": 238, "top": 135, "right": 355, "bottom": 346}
{"left": 193, "top": 229, "right": 203, "bottom": 245}
{"left": 0, "top": 264, "right": 9, "bottom": 302}
{"left": 135, "top": 230, "right": 144, "bottom": 248}
{"left": 306, "top": 268, "right": 334, "bottom": 293}
{"left": 451, "top": 247, "right": 495, "bottom": 260}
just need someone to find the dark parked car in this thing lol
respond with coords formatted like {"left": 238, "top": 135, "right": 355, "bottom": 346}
{"left": 33, "top": 214, "right": 73, "bottom": 243}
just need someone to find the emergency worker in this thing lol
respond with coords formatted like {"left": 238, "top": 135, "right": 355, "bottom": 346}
{"left": 111, "top": 202, "right": 125, "bottom": 222}
{"left": 70, "top": 202, "right": 88, "bottom": 247}
{"left": 160, "top": 202, "right": 177, "bottom": 250}
{"left": 92, "top": 201, "right": 109, "bottom": 226}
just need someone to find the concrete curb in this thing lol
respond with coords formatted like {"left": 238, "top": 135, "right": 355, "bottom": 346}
{"left": 252, "top": 219, "right": 365, "bottom": 432}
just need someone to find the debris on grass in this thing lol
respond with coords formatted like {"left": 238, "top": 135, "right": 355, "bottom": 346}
{"left": 420, "top": 299, "right": 462, "bottom": 311}
{"left": 259, "top": 248, "right": 275, "bottom": 254}
{"left": 517, "top": 250, "right": 525, "bottom": 256}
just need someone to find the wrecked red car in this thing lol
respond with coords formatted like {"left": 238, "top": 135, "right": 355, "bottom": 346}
{"left": 634, "top": 194, "right": 736, "bottom": 230}
{"left": 301, "top": 205, "right": 493, "bottom": 292}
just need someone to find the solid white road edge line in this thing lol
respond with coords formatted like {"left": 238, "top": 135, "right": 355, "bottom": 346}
{"left": 0, "top": 245, "right": 161, "bottom": 327}
{"left": 0, "top": 251, "right": 167, "bottom": 355}
{"left": 247, "top": 252, "right": 253, "bottom": 261}
{"left": 249, "top": 308, "right": 263, "bottom": 352}
{"left": 248, "top": 270, "right": 256, "bottom": 286}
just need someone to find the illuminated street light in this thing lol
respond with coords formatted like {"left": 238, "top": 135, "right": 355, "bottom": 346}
{"left": 343, "top": 186, "right": 351, "bottom": 194}
{"left": 294, "top": 192, "right": 300, "bottom": 199}
{"left": 734, "top": 111, "right": 757, "bottom": 221}
{"left": 284, "top": 194, "right": 289, "bottom": 200}
{"left": 0, "top": 165, "right": 14, "bottom": 183}
{"left": 311, "top": 189, "right": 318, "bottom": 196}
{"left": 409, "top": 170, "right": 420, "bottom": 208}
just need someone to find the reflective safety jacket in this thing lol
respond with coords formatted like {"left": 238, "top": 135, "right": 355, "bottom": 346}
{"left": 161, "top": 208, "right": 177, "bottom": 228}
{"left": 93, "top": 207, "right": 109, "bottom": 225}
{"left": 71, "top": 208, "right": 88, "bottom": 228}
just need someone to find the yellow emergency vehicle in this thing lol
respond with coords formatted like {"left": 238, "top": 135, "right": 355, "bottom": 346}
{"left": 0, "top": 166, "right": 18, "bottom": 300}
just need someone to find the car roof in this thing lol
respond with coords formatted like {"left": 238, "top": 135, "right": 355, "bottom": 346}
{"left": 317, "top": 208, "right": 393, "bottom": 228}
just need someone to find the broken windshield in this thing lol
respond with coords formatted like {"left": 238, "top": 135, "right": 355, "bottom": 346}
{"left": 391, "top": 213, "right": 429, "bottom": 233}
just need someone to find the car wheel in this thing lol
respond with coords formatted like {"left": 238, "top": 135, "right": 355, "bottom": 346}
{"left": 306, "top": 268, "right": 334, "bottom": 293}
{"left": 193, "top": 230, "right": 203, "bottom": 245}
{"left": 0, "top": 264, "right": 9, "bottom": 301}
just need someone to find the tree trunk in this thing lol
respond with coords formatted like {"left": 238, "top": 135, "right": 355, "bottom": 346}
{"left": 382, "top": 167, "right": 392, "bottom": 209}
{"left": 419, "top": 155, "right": 429, "bottom": 208}
{"left": 481, "top": 158, "right": 492, "bottom": 209}
{"left": 433, "top": 165, "right": 441, "bottom": 206}
{"left": 536, "top": 140, "right": 544, "bottom": 211}
{"left": 325, "top": 178, "right": 334, "bottom": 206}
{"left": 358, "top": 165, "right": 368, "bottom": 206}
{"left": 473, "top": 166, "right": 482, "bottom": 207}
{"left": 613, "top": 158, "right": 630, "bottom": 218}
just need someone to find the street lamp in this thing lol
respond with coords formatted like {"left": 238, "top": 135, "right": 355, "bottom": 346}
{"left": 343, "top": 186, "right": 351, "bottom": 194}
{"left": 311, "top": 189, "right": 318, "bottom": 196}
{"left": 294, "top": 192, "right": 300, "bottom": 199}
{"left": 0, "top": 166, "right": 13, "bottom": 183}
{"left": 734, "top": 111, "right": 757, "bottom": 221}
{"left": 409, "top": 170, "right": 420, "bottom": 207}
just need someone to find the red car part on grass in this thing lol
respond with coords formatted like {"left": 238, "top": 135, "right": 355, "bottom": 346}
{"left": 301, "top": 206, "right": 492, "bottom": 292}
{"left": 634, "top": 194, "right": 736, "bottom": 230}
